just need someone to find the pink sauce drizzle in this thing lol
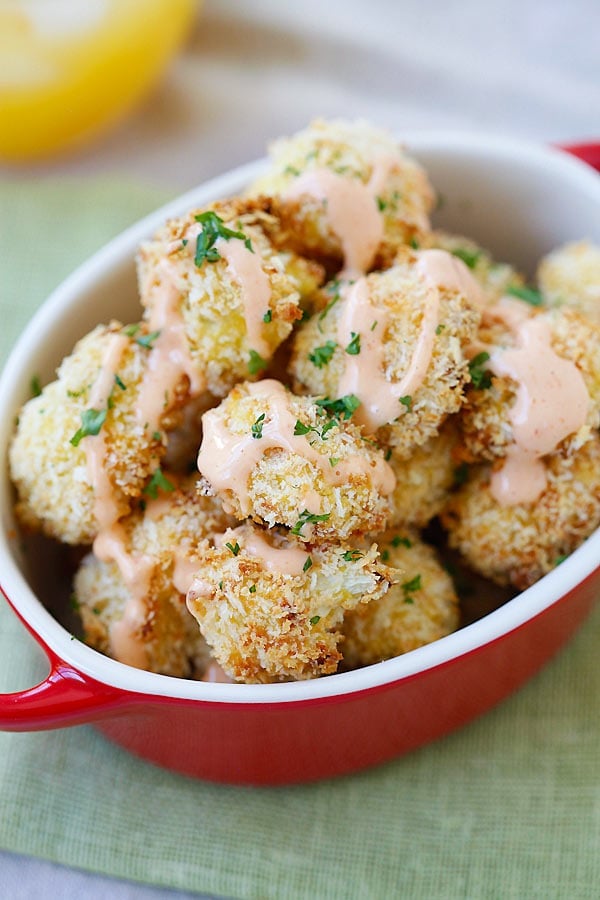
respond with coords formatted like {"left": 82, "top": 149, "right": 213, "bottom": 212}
{"left": 215, "top": 236, "right": 272, "bottom": 358}
{"left": 416, "top": 248, "right": 485, "bottom": 310}
{"left": 216, "top": 525, "right": 309, "bottom": 576}
{"left": 285, "top": 156, "right": 395, "bottom": 277}
{"left": 485, "top": 303, "right": 589, "bottom": 505}
{"left": 197, "top": 379, "right": 395, "bottom": 515}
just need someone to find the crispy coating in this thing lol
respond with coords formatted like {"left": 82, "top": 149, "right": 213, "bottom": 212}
{"left": 422, "top": 229, "right": 524, "bottom": 303}
{"left": 186, "top": 522, "right": 395, "bottom": 682}
{"left": 137, "top": 197, "right": 324, "bottom": 398}
{"left": 387, "top": 419, "right": 461, "bottom": 529}
{"left": 197, "top": 380, "right": 395, "bottom": 541}
{"left": 460, "top": 305, "right": 600, "bottom": 463}
{"left": 440, "top": 436, "right": 600, "bottom": 589}
{"left": 342, "top": 531, "right": 459, "bottom": 666}
{"left": 74, "top": 475, "right": 233, "bottom": 676}
{"left": 537, "top": 240, "right": 600, "bottom": 324}
{"left": 290, "top": 253, "right": 480, "bottom": 457}
{"left": 247, "top": 118, "right": 434, "bottom": 270}
{"left": 9, "top": 322, "right": 171, "bottom": 545}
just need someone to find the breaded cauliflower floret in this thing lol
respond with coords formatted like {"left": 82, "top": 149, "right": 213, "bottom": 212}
{"left": 9, "top": 322, "right": 173, "bottom": 545}
{"left": 440, "top": 436, "right": 600, "bottom": 590}
{"left": 421, "top": 229, "right": 524, "bottom": 303}
{"left": 186, "top": 522, "right": 395, "bottom": 682}
{"left": 137, "top": 197, "right": 324, "bottom": 398}
{"left": 387, "top": 419, "right": 461, "bottom": 529}
{"left": 74, "top": 475, "right": 233, "bottom": 676}
{"left": 247, "top": 118, "right": 434, "bottom": 272}
{"left": 460, "top": 305, "right": 600, "bottom": 463}
{"left": 290, "top": 251, "right": 480, "bottom": 457}
{"left": 537, "top": 240, "right": 600, "bottom": 324}
{"left": 197, "top": 379, "right": 395, "bottom": 541}
{"left": 342, "top": 531, "right": 459, "bottom": 666}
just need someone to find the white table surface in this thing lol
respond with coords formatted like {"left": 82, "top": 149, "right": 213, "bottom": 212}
{"left": 1, "top": 0, "right": 599, "bottom": 896}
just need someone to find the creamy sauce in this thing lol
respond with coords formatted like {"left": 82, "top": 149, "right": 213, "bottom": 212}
{"left": 285, "top": 155, "right": 395, "bottom": 277}
{"left": 197, "top": 379, "right": 395, "bottom": 515}
{"left": 216, "top": 236, "right": 272, "bottom": 358}
{"left": 202, "top": 661, "right": 234, "bottom": 684}
{"left": 84, "top": 333, "right": 129, "bottom": 530}
{"left": 172, "top": 552, "right": 201, "bottom": 594}
{"left": 417, "top": 248, "right": 485, "bottom": 309}
{"left": 216, "top": 525, "right": 308, "bottom": 576}
{"left": 94, "top": 524, "right": 154, "bottom": 669}
{"left": 485, "top": 303, "right": 589, "bottom": 505}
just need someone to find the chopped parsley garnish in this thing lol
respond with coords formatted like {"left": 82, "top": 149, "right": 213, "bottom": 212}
{"left": 114, "top": 373, "right": 126, "bottom": 391}
{"left": 399, "top": 395, "right": 412, "bottom": 411}
{"left": 70, "top": 407, "right": 107, "bottom": 447}
{"left": 370, "top": 320, "right": 378, "bottom": 332}
{"left": 218, "top": 580, "right": 224, "bottom": 591}
{"left": 291, "top": 510, "right": 331, "bottom": 536}
{"left": 263, "top": 309, "right": 272, "bottom": 323}
{"left": 506, "top": 284, "right": 544, "bottom": 307}
{"left": 309, "top": 615, "right": 321, "bottom": 625}
{"left": 435, "top": 324, "right": 446, "bottom": 335}
{"left": 329, "top": 456, "right": 340, "bottom": 467}
{"left": 381, "top": 549, "right": 390, "bottom": 562}
{"left": 468, "top": 352, "right": 492, "bottom": 390}
{"left": 451, "top": 247, "right": 482, "bottom": 269}
{"left": 453, "top": 462, "right": 469, "bottom": 486}
{"left": 248, "top": 349, "right": 268, "bottom": 375}
{"left": 341, "top": 549, "right": 364, "bottom": 561}
{"left": 293, "top": 420, "right": 314, "bottom": 437}
{"left": 122, "top": 323, "right": 140, "bottom": 337}
{"left": 135, "top": 330, "right": 161, "bottom": 350}
{"left": 554, "top": 554, "right": 568, "bottom": 567}
{"left": 315, "top": 394, "right": 360, "bottom": 421}
{"left": 376, "top": 196, "right": 387, "bottom": 212}
{"left": 317, "top": 280, "right": 342, "bottom": 329}
{"left": 391, "top": 535, "right": 412, "bottom": 548}
{"left": 402, "top": 574, "right": 422, "bottom": 604}
{"left": 283, "top": 165, "right": 301, "bottom": 176}
{"left": 309, "top": 340, "right": 337, "bottom": 368}
{"left": 143, "top": 467, "right": 175, "bottom": 500}
{"left": 30, "top": 375, "right": 42, "bottom": 397}
{"left": 251, "top": 413, "right": 266, "bottom": 440}
{"left": 249, "top": 584, "right": 256, "bottom": 593}
{"left": 345, "top": 332, "right": 361, "bottom": 355}
{"left": 303, "top": 556, "right": 313, "bottom": 573}
{"left": 193, "top": 210, "right": 253, "bottom": 267}
{"left": 152, "top": 431, "right": 162, "bottom": 442}
{"left": 225, "top": 541, "right": 241, "bottom": 556}
{"left": 410, "top": 237, "right": 420, "bottom": 250}
{"left": 384, "top": 448, "right": 392, "bottom": 461}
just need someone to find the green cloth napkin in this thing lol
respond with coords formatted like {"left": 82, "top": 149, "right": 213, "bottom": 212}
{"left": 1, "top": 178, "right": 600, "bottom": 900}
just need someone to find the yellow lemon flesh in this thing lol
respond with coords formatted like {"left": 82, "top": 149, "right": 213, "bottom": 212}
{"left": 0, "top": 0, "right": 196, "bottom": 161}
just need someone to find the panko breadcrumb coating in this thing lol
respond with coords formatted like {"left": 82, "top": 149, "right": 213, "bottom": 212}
{"left": 74, "top": 475, "right": 233, "bottom": 676}
{"left": 290, "top": 250, "right": 481, "bottom": 457}
{"left": 9, "top": 322, "right": 176, "bottom": 545}
{"left": 342, "top": 531, "right": 459, "bottom": 666}
{"left": 186, "top": 522, "right": 396, "bottom": 682}
{"left": 196, "top": 379, "right": 395, "bottom": 541}
{"left": 247, "top": 118, "right": 434, "bottom": 273}
{"left": 460, "top": 303, "right": 600, "bottom": 464}
{"left": 422, "top": 229, "right": 524, "bottom": 303}
{"left": 136, "top": 197, "right": 324, "bottom": 399}
{"left": 387, "top": 419, "right": 461, "bottom": 529}
{"left": 440, "top": 435, "right": 600, "bottom": 590}
{"left": 537, "top": 240, "right": 600, "bottom": 324}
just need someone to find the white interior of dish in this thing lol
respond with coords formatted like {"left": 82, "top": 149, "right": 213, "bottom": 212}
{"left": 1, "top": 133, "right": 599, "bottom": 704}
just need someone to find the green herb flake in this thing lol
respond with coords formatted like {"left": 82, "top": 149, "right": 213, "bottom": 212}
{"left": 194, "top": 210, "right": 253, "bottom": 267}
{"left": 122, "top": 323, "right": 140, "bottom": 337}
{"left": 309, "top": 615, "right": 321, "bottom": 625}
{"left": 249, "top": 584, "right": 257, "bottom": 593}
{"left": 291, "top": 510, "right": 331, "bottom": 536}
{"left": 248, "top": 349, "right": 268, "bottom": 376}
{"left": 69, "top": 593, "right": 80, "bottom": 611}
{"left": 136, "top": 329, "right": 161, "bottom": 350}
{"left": 329, "top": 456, "right": 340, "bottom": 467}
{"left": 263, "top": 309, "right": 272, "bottom": 323}
{"left": 370, "top": 320, "right": 378, "bottom": 332}
{"left": 451, "top": 247, "right": 482, "bottom": 269}
{"left": 70, "top": 407, "right": 108, "bottom": 447}
{"left": 391, "top": 535, "right": 412, "bottom": 548}
{"left": 293, "top": 420, "right": 312, "bottom": 436}
{"left": 218, "top": 580, "right": 224, "bottom": 591}
{"left": 152, "top": 431, "right": 162, "bottom": 442}
{"left": 30, "top": 375, "right": 42, "bottom": 397}
{"left": 381, "top": 549, "right": 390, "bottom": 562}
{"left": 303, "top": 556, "right": 313, "bottom": 573}
{"left": 225, "top": 541, "right": 241, "bottom": 556}
{"left": 384, "top": 448, "right": 392, "bottom": 461}
{"left": 410, "top": 237, "right": 420, "bottom": 250}
{"left": 309, "top": 340, "right": 337, "bottom": 368}
{"left": 345, "top": 332, "right": 361, "bottom": 355}
{"left": 435, "top": 324, "right": 446, "bottom": 335}
{"left": 376, "top": 196, "right": 387, "bottom": 212}
{"left": 468, "top": 352, "right": 492, "bottom": 390}
{"left": 315, "top": 394, "right": 361, "bottom": 421}
{"left": 400, "top": 395, "right": 412, "bottom": 411}
{"left": 506, "top": 284, "right": 544, "bottom": 307}
{"left": 251, "top": 412, "right": 266, "bottom": 440}
{"left": 402, "top": 574, "right": 422, "bottom": 594}
{"left": 143, "top": 467, "right": 175, "bottom": 500}
{"left": 453, "top": 462, "right": 469, "bottom": 486}
{"left": 342, "top": 549, "right": 364, "bottom": 561}
{"left": 554, "top": 554, "right": 568, "bottom": 567}
{"left": 114, "top": 373, "right": 126, "bottom": 391}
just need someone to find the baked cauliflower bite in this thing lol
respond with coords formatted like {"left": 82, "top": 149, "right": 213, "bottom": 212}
{"left": 440, "top": 435, "right": 600, "bottom": 590}
{"left": 186, "top": 522, "right": 396, "bottom": 682}
{"left": 196, "top": 379, "right": 395, "bottom": 542}
{"left": 421, "top": 229, "right": 525, "bottom": 304}
{"left": 247, "top": 118, "right": 434, "bottom": 273}
{"left": 74, "top": 475, "right": 233, "bottom": 676}
{"left": 290, "top": 250, "right": 481, "bottom": 458}
{"left": 9, "top": 322, "right": 180, "bottom": 546}
{"left": 460, "top": 303, "right": 600, "bottom": 464}
{"left": 136, "top": 197, "right": 324, "bottom": 399}
{"left": 537, "top": 240, "right": 600, "bottom": 324}
{"left": 342, "top": 530, "right": 459, "bottom": 667}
